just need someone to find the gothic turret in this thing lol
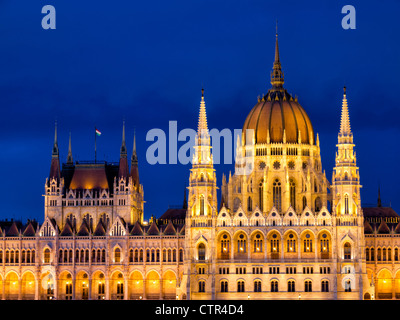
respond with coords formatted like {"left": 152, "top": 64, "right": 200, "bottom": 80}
{"left": 331, "top": 87, "right": 366, "bottom": 300}
{"left": 185, "top": 89, "right": 218, "bottom": 300}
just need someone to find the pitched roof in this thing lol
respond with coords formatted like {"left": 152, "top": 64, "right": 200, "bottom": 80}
{"left": 68, "top": 163, "right": 110, "bottom": 190}
{"left": 60, "top": 220, "right": 74, "bottom": 236}
{"left": 22, "top": 222, "right": 36, "bottom": 237}
{"left": 147, "top": 222, "right": 159, "bottom": 235}
{"left": 93, "top": 220, "right": 106, "bottom": 236}
{"left": 5, "top": 221, "right": 20, "bottom": 237}
{"left": 77, "top": 219, "right": 90, "bottom": 236}
{"left": 130, "top": 221, "right": 143, "bottom": 236}
{"left": 364, "top": 220, "right": 373, "bottom": 234}
{"left": 159, "top": 208, "right": 186, "bottom": 221}
{"left": 363, "top": 207, "right": 399, "bottom": 219}
{"left": 377, "top": 220, "right": 390, "bottom": 234}
{"left": 163, "top": 220, "right": 176, "bottom": 235}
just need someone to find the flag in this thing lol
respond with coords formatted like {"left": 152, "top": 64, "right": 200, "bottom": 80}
{"left": 95, "top": 128, "right": 102, "bottom": 136}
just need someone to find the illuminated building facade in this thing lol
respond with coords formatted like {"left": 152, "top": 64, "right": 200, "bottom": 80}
{"left": 0, "top": 33, "right": 397, "bottom": 300}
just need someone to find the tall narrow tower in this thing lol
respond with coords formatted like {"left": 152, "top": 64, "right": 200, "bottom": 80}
{"left": 332, "top": 87, "right": 368, "bottom": 299}
{"left": 45, "top": 121, "right": 64, "bottom": 220}
{"left": 184, "top": 89, "right": 218, "bottom": 299}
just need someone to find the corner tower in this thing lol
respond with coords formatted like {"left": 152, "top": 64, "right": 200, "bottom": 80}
{"left": 332, "top": 87, "right": 369, "bottom": 299}
{"left": 184, "top": 89, "right": 218, "bottom": 300}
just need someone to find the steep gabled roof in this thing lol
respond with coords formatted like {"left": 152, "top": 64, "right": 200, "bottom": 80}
{"left": 60, "top": 220, "right": 74, "bottom": 236}
{"left": 163, "top": 220, "right": 176, "bottom": 235}
{"left": 178, "top": 224, "right": 185, "bottom": 235}
{"left": 77, "top": 219, "right": 90, "bottom": 236}
{"left": 93, "top": 220, "right": 106, "bottom": 236}
{"left": 6, "top": 221, "right": 20, "bottom": 237}
{"left": 22, "top": 222, "right": 36, "bottom": 237}
{"left": 377, "top": 220, "right": 390, "bottom": 234}
{"left": 130, "top": 221, "right": 143, "bottom": 236}
{"left": 147, "top": 222, "right": 159, "bottom": 236}
{"left": 395, "top": 222, "right": 400, "bottom": 234}
{"left": 364, "top": 220, "right": 373, "bottom": 234}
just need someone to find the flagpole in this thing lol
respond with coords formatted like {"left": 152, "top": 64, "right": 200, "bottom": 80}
{"left": 95, "top": 126, "right": 97, "bottom": 163}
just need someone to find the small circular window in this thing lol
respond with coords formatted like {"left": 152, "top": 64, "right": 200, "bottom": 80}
{"left": 273, "top": 161, "right": 281, "bottom": 170}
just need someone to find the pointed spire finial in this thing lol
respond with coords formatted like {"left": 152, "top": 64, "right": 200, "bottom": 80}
{"left": 339, "top": 86, "right": 352, "bottom": 136}
{"left": 131, "top": 128, "right": 138, "bottom": 164}
{"left": 120, "top": 120, "right": 127, "bottom": 157}
{"left": 270, "top": 25, "right": 284, "bottom": 89}
{"left": 52, "top": 120, "right": 59, "bottom": 157}
{"left": 67, "top": 132, "right": 73, "bottom": 164}
{"left": 197, "top": 87, "right": 209, "bottom": 136}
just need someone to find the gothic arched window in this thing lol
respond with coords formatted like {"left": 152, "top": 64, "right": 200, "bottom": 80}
{"left": 273, "top": 179, "right": 282, "bottom": 212}
{"left": 289, "top": 179, "right": 296, "bottom": 210}
{"left": 198, "top": 243, "right": 206, "bottom": 261}
{"left": 344, "top": 194, "right": 349, "bottom": 214}
{"left": 344, "top": 242, "right": 351, "bottom": 259}
{"left": 247, "top": 197, "right": 252, "bottom": 212}
{"left": 259, "top": 180, "right": 263, "bottom": 211}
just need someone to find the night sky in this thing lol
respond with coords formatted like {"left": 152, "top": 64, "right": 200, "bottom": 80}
{"left": 0, "top": 0, "right": 399, "bottom": 222}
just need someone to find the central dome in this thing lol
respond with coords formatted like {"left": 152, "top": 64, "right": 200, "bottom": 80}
{"left": 243, "top": 90, "right": 315, "bottom": 145}
{"left": 242, "top": 33, "right": 315, "bottom": 145}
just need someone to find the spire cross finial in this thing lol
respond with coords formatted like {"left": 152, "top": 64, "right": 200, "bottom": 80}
{"left": 52, "top": 120, "right": 59, "bottom": 157}
{"left": 270, "top": 26, "right": 284, "bottom": 88}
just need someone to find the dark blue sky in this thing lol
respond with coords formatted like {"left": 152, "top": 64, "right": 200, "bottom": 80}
{"left": 0, "top": 0, "right": 398, "bottom": 222}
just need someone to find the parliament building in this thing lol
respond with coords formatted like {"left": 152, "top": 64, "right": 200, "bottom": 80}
{"left": 0, "top": 33, "right": 397, "bottom": 300}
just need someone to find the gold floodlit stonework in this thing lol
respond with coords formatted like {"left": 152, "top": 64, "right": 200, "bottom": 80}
{"left": 0, "top": 33, "right": 394, "bottom": 301}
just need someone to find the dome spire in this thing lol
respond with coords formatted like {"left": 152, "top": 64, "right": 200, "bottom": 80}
{"left": 270, "top": 22, "right": 284, "bottom": 89}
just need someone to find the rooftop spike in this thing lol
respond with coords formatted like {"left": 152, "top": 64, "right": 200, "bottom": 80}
{"left": 120, "top": 120, "right": 127, "bottom": 157}
{"left": 197, "top": 88, "right": 209, "bottom": 135}
{"left": 52, "top": 120, "right": 59, "bottom": 158}
{"left": 66, "top": 132, "right": 73, "bottom": 164}
{"left": 131, "top": 129, "right": 138, "bottom": 164}
{"left": 270, "top": 25, "right": 284, "bottom": 89}
{"left": 339, "top": 86, "right": 352, "bottom": 136}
